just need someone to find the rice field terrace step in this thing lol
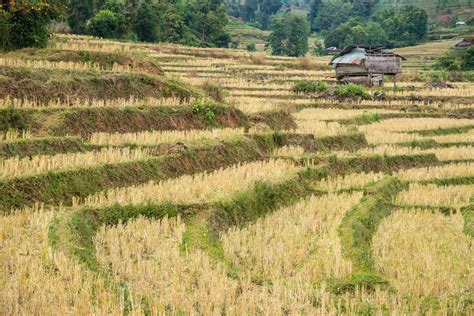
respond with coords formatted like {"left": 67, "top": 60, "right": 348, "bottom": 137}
{"left": 0, "top": 106, "right": 250, "bottom": 137}
{"left": 0, "top": 136, "right": 95, "bottom": 158}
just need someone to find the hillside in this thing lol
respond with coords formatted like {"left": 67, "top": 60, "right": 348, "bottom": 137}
{"left": 378, "top": 0, "right": 474, "bottom": 22}
{"left": 0, "top": 35, "right": 473, "bottom": 314}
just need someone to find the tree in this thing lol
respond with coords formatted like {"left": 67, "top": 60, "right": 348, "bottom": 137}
{"left": 187, "top": 0, "right": 230, "bottom": 47}
{"left": 239, "top": 0, "right": 283, "bottom": 29}
{"left": 351, "top": 0, "right": 378, "bottom": 18}
{"left": 134, "top": 1, "right": 158, "bottom": 42}
{"left": 68, "top": 0, "right": 95, "bottom": 34}
{"left": 267, "top": 14, "right": 310, "bottom": 57}
{"left": 88, "top": 10, "right": 120, "bottom": 38}
{"left": 460, "top": 46, "right": 474, "bottom": 70}
{"left": 324, "top": 20, "right": 388, "bottom": 48}
{"left": 156, "top": 2, "right": 185, "bottom": 43}
{"left": 101, "top": 0, "right": 127, "bottom": 37}
{"left": 309, "top": 0, "right": 322, "bottom": 32}
{"left": 312, "top": 0, "right": 352, "bottom": 31}
{"left": 376, "top": 5, "right": 428, "bottom": 47}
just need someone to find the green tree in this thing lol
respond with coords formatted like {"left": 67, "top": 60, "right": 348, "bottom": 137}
{"left": 157, "top": 2, "right": 185, "bottom": 43}
{"left": 351, "top": 0, "right": 378, "bottom": 18}
{"left": 309, "top": 0, "right": 322, "bottom": 32}
{"left": 134, "top": 1, "right": 158, "bottom": 42}
{"left": 241, "top": 0, "right": 283, "bottom": 29}
{"left": 101, "top": 0, "right": 127, "bottom": 37}
{"left": 364, "top": 22, "right": 388, "bottom": 45}
{"left": 68, "top": 0, "right": 95, "bottom": 34}
{"left": 312, "top": 0, "right": 352, "bottom": 31}
{"left": 88, "top": 10, "right": 120, "bottom": 38}
{"left": 460, "top": 46, "right": 474, "bottom": 70}
{"left": 187, "top": 0, "right": 230, "bottom": 47}
{"left": 324, "top": 20, "right": 388, "bottom": 48}
{"left": 267, "top": 14, "right": 310, "bottom": 57}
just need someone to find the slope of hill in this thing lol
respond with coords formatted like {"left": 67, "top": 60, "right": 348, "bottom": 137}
{"left": 0, "top": 35, "right": 473, "bottom": 314}
{"left": 378, "top": 0, "right": 474, "bottom": 22}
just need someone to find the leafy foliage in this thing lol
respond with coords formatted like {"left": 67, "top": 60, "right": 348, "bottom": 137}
{"left": 434, "top": 46, "right": 474, "bottom": 71}
{"left": 227, "top": 0, "right": 283, "bottom": 29}
{"left": 267, "top": 14, "right": 310, "bottom": 57}
{"left": 134, "top": 1, "right": 158, "bottom": 42}
{"left": 335, "top": 84, "right": 370, "bottom": 99}
{"left": 0, "top": 0, "right": 64, "bottom": 51}
{"left": 88, "top": 10, "right": 121, "bottom": 38}
{"left": 292, "top": 80, "right": 328, "bottom": 94}
{"left": 66, "top": 0, "right": 230, "bottom": 47}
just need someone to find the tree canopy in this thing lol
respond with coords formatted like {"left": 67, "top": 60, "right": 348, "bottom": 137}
{"left": 267, "top": 13, "right": 310, "bottom": 56}
{"left": 65, "top": 0, "right": 230, "bottom": 47}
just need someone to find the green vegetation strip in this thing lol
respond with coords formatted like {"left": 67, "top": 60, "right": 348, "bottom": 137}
{"left": 461, "top": 204, "right": 473, "bottom": 237}
{"left": 0, "top": 105, "right": 250, "bottom": 137}
{"left": 330, "top": 177, "right": 407, "bottom": 295}
{"left": 0, "top": 135, "right": 274, "bottom": 212}
{"left": 0, "top": 136, "right": 95, "bottom": 158}
{"left": 0, "top": 66, "right": 197, "bottom": 103}
{"left": 0, "top": 133, "right": 373, "bottom": 213}
{"left": 48, "top": 153, "right": 441, "bottom": 311}
{"left": 409, "top": 124, "right": 474, "bottom": 136}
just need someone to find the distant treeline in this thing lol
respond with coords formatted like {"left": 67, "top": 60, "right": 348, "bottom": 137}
{"left": 65, "top": 0, "right": 230, "bottom": 47}
{"left": 228, "top": 0, "right": 429, "bottom": 49}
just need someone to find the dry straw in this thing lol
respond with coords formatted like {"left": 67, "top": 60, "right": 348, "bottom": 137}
{"left": 373, "top": 209, "right": 472, "bottom": 297}
{"left": 396, "top": 162, "right": 474, "bottom": 181}
{"left": 89, "top": 128, "right": 245, "bottom": 146}
{"left": 396, "top": 183, "right": 474, "bottom": 208}
{"left": 0, "top": 148, "right": 150, "bottom": 178}
{"left": 82, "top": 160, "right": 298, "bottom": 207}
{"left": 0, "top": 96, "right": 191, "bottom": 109}
{"left": 314, "top": 172, "right": 386, "bottom": 192}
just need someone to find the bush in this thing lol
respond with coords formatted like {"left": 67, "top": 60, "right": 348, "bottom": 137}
{"left": 202, "top": 81, "right": 228, "bottom": 102}
{"left": 88, "top": 10, "right": 120, "bottom": 39}
{"left": 191, "top": 99, "right": 219, "bottom": 123}
{"left": 335, "top": 84, "right": 370, "bottom": 99}
{"left": 246, "top": 43, "right": 257, "bottom": 52}
{"left": 1, "top": 1, "right": 63, "bottom": 51}
{"left": 134, "top": 2, "right": 159, "bottom": 42}
{"left": 0, "top": 10, "right": 11, "bottom": 51}
{"left": 292, "top": 80, "right": 328, "bottom": 94}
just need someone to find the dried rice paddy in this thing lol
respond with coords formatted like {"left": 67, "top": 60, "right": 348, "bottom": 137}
{"left": 0, "top": 34, "right": 473, "bottom": 315}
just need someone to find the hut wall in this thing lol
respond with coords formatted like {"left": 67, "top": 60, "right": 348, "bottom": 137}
{"left": 335, "top": 64, "right": 367, "bottom": 79}
{"left": 365, "top": 56, "right": 402, "bottom": 74}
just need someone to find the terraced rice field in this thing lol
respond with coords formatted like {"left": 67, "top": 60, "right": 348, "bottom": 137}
{"left": 0, "top": 35, "right": 473, "bottom": 314}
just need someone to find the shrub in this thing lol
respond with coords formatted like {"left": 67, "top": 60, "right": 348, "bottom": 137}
{"left": 134, "top": 2, "right": 159, "bottom": 42}
{"left": 202, "top": 81, "right": 228, "bottom": 102}
{"left": 246, "top": 43, "right": 257, "bottom": 52}
{"left": 335, "top": 84, "right": 370, "bottom": 99}
{"left": 292, "top": 80, "right": 328, "bottom": 94}
{"left": 0, "top": 10, "right": 11, "bottom": 51}
{"left": 191, "top": 99, "right": 219, "bottom": 123}
{"left": 88, "top": 10, "right": 120, "bottom": 39}
{"left": 1, "top": 1, "right": 63, "bottom": 51}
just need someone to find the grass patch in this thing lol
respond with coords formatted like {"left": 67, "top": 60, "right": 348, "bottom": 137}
{"left": 5, "top": 48, "right": 164, "bottom": 75}
{"left": 411, "top": 125, "right": 474, "bottom": 136}
{"left": 0, "top": 66, "right": 197, "bottom": 103}
{"left": 333, "top": 177, "right": 407, "bottom": 294}
{"left": 292, "top": 80, "right": 328, "bottom": 94}
{"left": 0, "top": 106, "right": 249, "bottom": 137}
{"left": 0, "top": 135, "right": 274, "bottom": 212}
{"left": 0, "top": 136, "right": 94, "bottom": 158}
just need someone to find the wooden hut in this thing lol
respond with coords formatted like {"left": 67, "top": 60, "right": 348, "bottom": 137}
{"left": 330, "top": 45, "right": 406, "bottom": 87}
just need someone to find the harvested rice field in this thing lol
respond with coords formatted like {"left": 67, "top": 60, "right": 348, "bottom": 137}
{"left": 0, "top": 35, "right": 473, "bottom": 315}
